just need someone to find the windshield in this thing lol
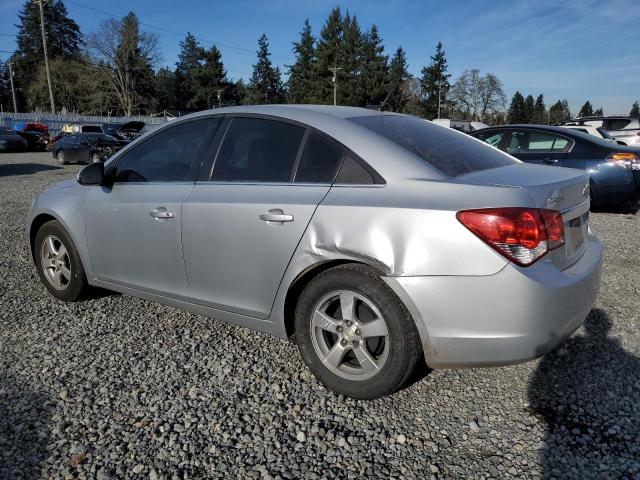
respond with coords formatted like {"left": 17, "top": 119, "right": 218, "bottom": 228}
{"left": 348, "top": 115, "right": 519, "bottom": 177}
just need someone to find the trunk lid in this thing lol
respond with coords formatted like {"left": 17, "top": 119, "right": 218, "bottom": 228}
{"left": 459, "top": 163, "right": 591, "bottom": 270}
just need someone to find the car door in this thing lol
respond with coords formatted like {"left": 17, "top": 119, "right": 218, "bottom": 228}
{"left": 64, "top": 135, "right": 82, "bottom": 162}
{"left": 182, "top": 116, "right": 346, "bottom": 319}
{"left": 504, "top": 129, "right": 572, "bottom": 167}
{"left": 77, "top": 134, "right": 92, "bottom": 163}
{"left": 84, "top": 117, "right": 220, "bottom": 299}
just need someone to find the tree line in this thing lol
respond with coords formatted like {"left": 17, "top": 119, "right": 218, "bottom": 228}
{"left": 0, "top": 1, "right": 638, "bottom": 123}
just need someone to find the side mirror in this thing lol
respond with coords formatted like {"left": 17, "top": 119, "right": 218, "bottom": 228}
{"left": 77, "top": 162, "right": 104, "bottom": 185}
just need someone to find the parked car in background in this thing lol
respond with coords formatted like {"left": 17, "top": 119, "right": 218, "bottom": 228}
{"left": 51, "top": 132, "right": 129, "bottom": 164}
{"left": 471, "top": 125, "right": 640, "bottom": 207}
{"left": 102, "top": 121, "right": 146, "bottom": 141}
{"left": 0, "top": 126, "right": 28, "bottom": 152}
{"left": 569, "top": 116, "right": 640, "bottom": 146}
{"left": 28, "top": 105, "right": 602, "bottom": 399}
{"left": 19, "top": 130, "right": 48, "bottom": 151}
{"left": 560, "top": 125, "right": 619, "bottom": 144}
{"left": 61, "top": 123, "right": 104, "bottom": 135}
{"left": 432, "top": 118, "right": 489, "bottom": 132}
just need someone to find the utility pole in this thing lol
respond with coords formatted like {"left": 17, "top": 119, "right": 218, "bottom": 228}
{"left": 437, "top": 79, "right": 442, "bottom": 119}
{"left": 36, "top": 0, "right": 55, "bottom": 113}
{"left": 7, "top": 61, "right": 17, "bottom": 113}
{"left": 329, "top": 67, "right": 341, "bottom": 106}
{"left": 215, "top": 89, "right": 222, "bottom": 108}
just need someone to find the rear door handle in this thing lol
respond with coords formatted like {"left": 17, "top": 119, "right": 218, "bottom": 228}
{"left": 543, "top": 158, "right": 559, "bottom": 164}
{"left": 260, "top": 209, "right": 294, "bottom": 224}
{"left": 150, "top": 207, "right": 175, "bottom": 220}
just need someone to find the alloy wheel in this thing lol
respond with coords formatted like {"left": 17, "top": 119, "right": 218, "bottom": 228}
{"left": 40, "top": 235, "right": 72, "bottom": 290}
{"left": 310, "top": 290, "right": 390, "bottom": 381}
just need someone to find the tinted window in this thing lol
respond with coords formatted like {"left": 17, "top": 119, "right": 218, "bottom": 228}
{"left": 213, "top": 117, "right": 305, "bottom": 182}
{"left": 335, "top": 154, "right": 376, "bottom": 184}
{"left": 349, "top": 115, "right": 517, "bottom": 177}
{"left": 570, "top": 128, "right": 588, "bottom": 134}
{"left": 115, "top": 118, "right": 218, "bottom": 183}
{"left": 507, "top": 131, "right": 571, "bottom": 153}
{"left": 474, "top": 130, "right": 505, "bottom": 147}
{"left": 294, "top": 132, "right": 345, "bottom": 183}
{"left": 82, "top": 125, "right": 103, "bottom": 133}
{"left": 605, "top": 119, "right": 631, "bottom": 131}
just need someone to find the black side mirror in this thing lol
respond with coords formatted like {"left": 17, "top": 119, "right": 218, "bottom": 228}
{"left": 77, "top": 162, "right": 104, "bottom": 185}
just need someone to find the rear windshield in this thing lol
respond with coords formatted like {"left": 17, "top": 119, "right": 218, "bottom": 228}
{"left": 348, "top": 115, "right": 518, "bottom": 177}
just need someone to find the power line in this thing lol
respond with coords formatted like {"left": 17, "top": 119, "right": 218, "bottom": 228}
{"left": 65, "top": 0, "right": 294, "bottom": 63}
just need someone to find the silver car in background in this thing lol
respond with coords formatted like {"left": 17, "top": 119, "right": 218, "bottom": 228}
{"left": 26, "top": 105, "right": 602, "bottom": 399}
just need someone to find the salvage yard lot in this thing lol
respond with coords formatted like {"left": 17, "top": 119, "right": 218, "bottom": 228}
{"left": 1, "top": 152, "right": 639, "bottom": 479}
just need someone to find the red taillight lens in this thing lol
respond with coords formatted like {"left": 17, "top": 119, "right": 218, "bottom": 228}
{"left": 456, "top": 208, "right": 565, "bottom": 266}
{"left": 606, "top": 152, "right": 640, "bottom": 170}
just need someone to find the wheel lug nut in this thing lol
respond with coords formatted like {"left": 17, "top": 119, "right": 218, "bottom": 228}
{"left": 355, "top": 328, "right": 361, "bottom": 335}
{"left": 336, "top": 326, "right": 343, "bottom": 332}
{"left": 352, "top": 340, "right": 359, "bottom": 348}
{"left": 340, "top": 339, "right": 348, "bottom": 346}
{"left": 345, "top": 320, "right": 352, "bottom": 326}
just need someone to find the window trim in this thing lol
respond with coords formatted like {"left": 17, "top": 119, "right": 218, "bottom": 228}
{"left": 202, "top": 112, "right": 385, "bottom": 187}
{"left": 110, "top": 115, "right": 222, "bottom": 185}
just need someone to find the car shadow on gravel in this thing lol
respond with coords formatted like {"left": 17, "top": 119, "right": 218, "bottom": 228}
{"left": 0, "top": 371, "right": 51, "bottom": 479}
{"left": 0, "top": 163, "right": 61, "bottom": 177}
{"left": 527, "top": 309, "right": 640, "bottom": 478}
{"left": 591, "top": 202, "right": 639, "bottom": 215}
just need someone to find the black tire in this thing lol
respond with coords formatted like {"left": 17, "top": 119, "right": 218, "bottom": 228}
{"left": 34, "top": 220, "right": 88, "bottom": 301}
{"left": 294, "top": 264, "right": 422, "bottom": 399}
{"left": 57, "top": 151, "right": 67, "bottom": 165}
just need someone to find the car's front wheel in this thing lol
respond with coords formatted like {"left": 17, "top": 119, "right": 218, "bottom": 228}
{"left": 34, "top": 220, "right": 88, "bottom": 301}
{"left": 57, "top": 151, "right": 67, "bottom": 165}
{"left": 295, "top": 264, "right": 422, "bottom": 399}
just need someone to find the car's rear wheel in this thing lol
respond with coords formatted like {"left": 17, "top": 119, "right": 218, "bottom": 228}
{"left": 34, "top": 220, "right": 88, "bottom": 301}
{"left": 295, "top": 264, "right": 422, "bottom": 399}
{"left": 57, "top": 151, "right": 67, "bottom": 165}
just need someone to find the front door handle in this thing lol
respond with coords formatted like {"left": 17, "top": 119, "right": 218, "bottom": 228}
{"left": 543, "top": 158, "right": 559, "bottom": 164}
{"left": 150, "top": 207, "right": 175, "bottom": 220}
{"left": 260, "top": 209, "right": 294, "bottom": 224}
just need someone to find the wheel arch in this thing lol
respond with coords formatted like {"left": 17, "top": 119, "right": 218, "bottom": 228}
{"left": 29, "top": 213, "right": 57, "bottom": 257}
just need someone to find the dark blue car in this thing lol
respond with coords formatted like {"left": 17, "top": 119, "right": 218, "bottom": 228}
{"left": 470, "top": 125, "right": 640, "bottom": 207}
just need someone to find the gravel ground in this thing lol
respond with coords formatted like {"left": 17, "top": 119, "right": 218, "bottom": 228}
{"left": 1, "top": 152, "right": 639, "bottom": 480}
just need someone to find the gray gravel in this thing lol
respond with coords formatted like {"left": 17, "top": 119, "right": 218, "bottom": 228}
{"left": 1, "top": 152, "right": 639, "bottom": 479}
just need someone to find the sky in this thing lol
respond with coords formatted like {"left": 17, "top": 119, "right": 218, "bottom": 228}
{"left": 1, "top": 0, "right": 639, "bottom": 115}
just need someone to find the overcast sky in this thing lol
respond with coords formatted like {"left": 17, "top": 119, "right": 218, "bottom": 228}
{"left": 1, "top": 0, "right": 638, "bottom": 115}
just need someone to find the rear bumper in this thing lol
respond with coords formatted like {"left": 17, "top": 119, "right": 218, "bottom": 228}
{"left": 385, "top": 230, "right": 603, "bottom": 368}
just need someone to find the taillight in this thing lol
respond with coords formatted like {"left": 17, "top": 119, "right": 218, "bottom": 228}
{"left": 456, "top": 208, "right": 565, "bottom": 266}
{"left": 606, "top": 152, "right": 640, "bottom": 170}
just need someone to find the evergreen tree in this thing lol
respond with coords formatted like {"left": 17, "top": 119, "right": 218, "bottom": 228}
{"left": 359, "top": 24, "right": 388, "bottom": 107}
{"left": 507, "top": 91, "right": 527, "bottom": 123}
{"left": 533, "top": 94, "right": 546, "bottom": 124}
{"left": 229, "top": 78, "right": 248, "bottom": 105}
{"left": 384, "top": 46, "right": 410, "bottom": 112}
{"left": 419, "top": 42, "right": 450, "bottom": 119}
{"left": 549, "top": 99, "right": 571, "bottom": 124}
{"left": 175, "top": 33, "right": 204, "bottom": 110}
{"left": 630, "top": 101, "right": 640, "bottom": 117}
{"left": 314, "top": 7, "right": 344, "bottom": 104}
{"left": 593, "top": 107, "right": 603, "bottom": 116}
{"left": 199, "top": 45, "right": 228, "bottom": 108}
{"left": 287, "top": 19, "right": 316, "bottom": 104}
{"left": 524, "top": 94, "right": 535, "bottom": 123}
{"left": 0, "top": 60, "right": 9, "bottom": 111}
{"left": 154, "top": 67, "right": 177, "bottom": 111}
{"left": 11, "top": 0, "right": 82, "bottom": 109}
{"left": 578, "top": 100, "right": 593, "bottom": 117}
{"left": 247, "top": 34, "right": 285, "bottom": 104}
{"left": 339, "top": 12, "right": 363, "bottom": 106}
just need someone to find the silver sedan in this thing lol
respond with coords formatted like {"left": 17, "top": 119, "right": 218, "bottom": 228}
{"left": 26, "top": 105, "right": 602, "bottom": 399}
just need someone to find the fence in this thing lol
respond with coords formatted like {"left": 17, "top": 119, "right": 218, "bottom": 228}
{"left": 0, "top": 112, "right": 168, "bottom": 135}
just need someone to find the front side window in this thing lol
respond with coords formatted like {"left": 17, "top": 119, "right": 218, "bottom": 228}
{"left": 349, "top": 115, "right": 518, "bottom": 177}
{"left": 213, "top": 117, "right": 305, "bottom": 182}
{"left": 294, "top": 132, "right": 345, "bottom": 183}
{"left": 114, "top": 118, "right": 219, "bottom": 183}
{"left": 507, "top": 131, "right": 572, "bottom": 154}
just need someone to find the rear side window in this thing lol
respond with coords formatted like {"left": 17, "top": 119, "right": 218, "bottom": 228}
{"left": 506, "top": 131, "right": 572, "bottom": 154}
{"left": 115, "top": 118, "right": 219, "bottom": 183}
{"left": 474, "top": 130, "right": 505, "bottom": 147}
{"left": 334, "top": 154, "right": 383, "bottom": 184}
{"left": 605, "top": 119, "right": 631, "bottom": 131}
{"left": 294, "top": 132, "right": 345, "bottom": 183}
{"left": 349, "top": 115, "right": 517, "bottom": 177}
{"left": 213, "top": 117, "right": 305, "bottom": 182}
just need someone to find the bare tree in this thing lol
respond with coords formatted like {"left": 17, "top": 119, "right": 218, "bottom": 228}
{"left": 450, "top": 69, "right": 506, "bottom": 122}
{"left": 86, "top": 13, "right": 159, "bottom": 116}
